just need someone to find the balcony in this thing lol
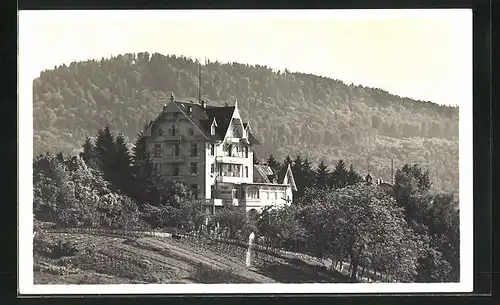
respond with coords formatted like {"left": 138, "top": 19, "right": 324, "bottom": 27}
{"left": 217, "top": 175, "right": 250, "bottom": 184}
{"left": 226, "top": 137, "right": 250, "bottom": 144}
{"left": 154, "top": 155, "right": 186, "bottom": 163}
{"left": 164, "top": 135, "right": 183, "bottom": 142}
{"left": 216, "top": 155, "right": 247, "bottom": 164}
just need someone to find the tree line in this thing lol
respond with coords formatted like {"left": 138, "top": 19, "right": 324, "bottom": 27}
{"left": 33, "top": 124, "right": 459, "bottom": 283}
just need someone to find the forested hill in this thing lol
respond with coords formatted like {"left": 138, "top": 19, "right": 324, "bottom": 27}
{"left": 32, "top": 52, "right": 459, "bottom": 193}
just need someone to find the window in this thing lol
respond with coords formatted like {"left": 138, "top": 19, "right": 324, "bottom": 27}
{"left": 172, "top": 164, "right": 180, "bottom": 176}
{"left": 190, "top": 162, "right": 198, "bottom": 175}
{"left": 209, "top": 144, "right": 215, "bottom": 156}
{"left": 227, "top": 144, "right": 232, "bottom": 157}
{"left": 191, "top": 142, "right": 198, "bottom": 156}
{"left": 169, "top": 124, "right": 176, "bottom": 136}
{"left": 190, "top": 184, "right": 198, "bottom": 199}
{"left": 247, "top": 187, "right": 259, "bottom": 199}
{"left": 210, "top": 163, "right": 214, "bottom": 174}
{"left": 244, "top": 147, "right": 249, "bottom": 158}
{"left": 173, "top": 112, "right": 179, "bottom": 119}
{"left": 188, "top": 128, "right": 194, "bottom": 136}
{"left": 154, "top": 144, "right": 162, "bottom": 157}
{"left": 153, "top": 163, "right": 161, "bottom": 173}
{"left": 275, "top": 192, "right": 278, "bottom": 200}
{"left": 211, "top": 124, "right": 216, "bottom": 135}
{"left": 265, "top": 191, "right": 270, "bottom": 200}
{"left": 228, "top": 165, "right": 232, "bottom": 173}
{"left": 172, "top": 143, "right": 179, "bottom": 156}
{"left": 158, "top": 128, "right": 163, "bottom": 136}
{"left": 245, "top": 166, "right": 249, "bottom": 178}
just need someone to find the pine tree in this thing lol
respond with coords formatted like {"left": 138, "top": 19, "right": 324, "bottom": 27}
{"left": 132, "top": 121, "right": 150, "bottom": 167}
{"left": 80, "top": 136, "right": 98, "bottom": 169}
{"left": 292, "top": 155, "right": 305, "bottom": 198}
{"left": 113, "top": 133, "right": 134, "bottom": 194}
{"left": 315, "top": 160, "right": 330, "bottom": 188}
{"left": 266, "top": 154, "right": 281, "bottom": 182}
{"left": 278, "top": 155, "right": 293, "bottom": 183}
{"left": 330, "top": 159, "right": 349, "bottom": 189}
{"left": 292, "top": 155, "right": 303, "bottom": 176}
{"left": 301, "top": 158, "right": 314, "bottom": 191}
{"left": 94, "top": 126, "right": 116, "bottom": 182}
{"left": 346, "top": 164, "right": 362, "bottom": 186}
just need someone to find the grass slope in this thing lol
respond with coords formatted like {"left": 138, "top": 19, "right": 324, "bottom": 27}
{"left": 34, "top": 231, "right": 350, "bottom": 284}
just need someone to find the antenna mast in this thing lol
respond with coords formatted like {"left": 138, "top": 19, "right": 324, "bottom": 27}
{"left": 391, "top": 158, "right": 394, "bottom": 184}
{"left": 198, "top": 60, "right": 202, "bottom": 102}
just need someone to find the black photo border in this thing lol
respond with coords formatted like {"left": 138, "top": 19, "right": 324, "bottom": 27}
{"left": 10, "top": 0, "right": 494, "bottom": 303}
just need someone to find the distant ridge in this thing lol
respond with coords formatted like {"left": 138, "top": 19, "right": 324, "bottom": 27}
{"left": 32, "top": 52, "right": 458, "bottom": 192}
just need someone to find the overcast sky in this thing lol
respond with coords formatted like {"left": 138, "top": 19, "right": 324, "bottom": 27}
{"left": 19, "top": 9, "right": 472, "bottom": 107}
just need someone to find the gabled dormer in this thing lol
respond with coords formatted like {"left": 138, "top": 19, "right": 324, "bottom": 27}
{"left": 210, "top": 118, "right": 218, "bottom": 136}
{"left": 223, "top": 100, "right": 244, "bottom": 142}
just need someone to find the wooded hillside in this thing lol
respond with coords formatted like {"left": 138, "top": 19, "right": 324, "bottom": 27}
{"left": 32, "top": 52, "right": 459, "bottom": 192}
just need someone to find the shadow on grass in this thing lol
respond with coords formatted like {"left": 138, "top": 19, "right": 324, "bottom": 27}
{"left": 255, "top": 258, "right": 354, "bottom": 283}
{"left": 189, "top": 263, "right": 256, "bottom": 284}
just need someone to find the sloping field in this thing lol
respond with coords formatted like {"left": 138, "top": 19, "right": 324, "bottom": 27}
{"left": 34, "top": 231, "right": 350, "bottom": 284}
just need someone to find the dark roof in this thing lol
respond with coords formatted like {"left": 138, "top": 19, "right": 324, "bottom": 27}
{"left": 253, "top": 165, "right": 273, "bottom": 183}
{"left": 247, "top": 132, "right": 261, "bottom": 145}
{"left": 204, "top": 106, "right": 235, "bottom": 139}
{"left": 173, "top": 101, "right": 221, "bottom": 141}
{"left": 161, "top": 100, "right": 262, "bottom": 144}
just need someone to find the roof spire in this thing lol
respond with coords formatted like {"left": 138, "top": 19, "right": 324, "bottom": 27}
{"left": 235, "top": 98, "right": 238, "bottom": 108}
{"left": 170, "top": 92, "right": 175, "bottom": 102}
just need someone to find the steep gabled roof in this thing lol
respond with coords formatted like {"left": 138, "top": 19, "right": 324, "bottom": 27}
{"left": 282, "top": 164, "right": 298, "bottom": 191}
{"left": 145, "top": 99, "right": 261, "bottom": 143}
{"left": 253, "top": 164, "right": 273, "bottom": 183}
{"left": 204, "top": 106, "right": 235, "bottom": 139}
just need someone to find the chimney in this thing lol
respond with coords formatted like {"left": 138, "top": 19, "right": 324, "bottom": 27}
{"left": 201, "top": 100, "right": 206, "bottom": 109}
{"left": 225, "top": 101, "right": 229, "bottom": 107}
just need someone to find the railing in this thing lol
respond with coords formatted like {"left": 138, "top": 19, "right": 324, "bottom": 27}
{"left": 216, "top": 155, "right": 248, "bottom": 164}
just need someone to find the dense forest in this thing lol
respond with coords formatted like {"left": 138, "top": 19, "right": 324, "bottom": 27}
{"left": 32, "top": 53, "right": 459, "bottom": 193}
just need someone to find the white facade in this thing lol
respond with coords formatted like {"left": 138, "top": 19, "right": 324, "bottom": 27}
{"left": 143, "top": 95, "right": 296, "bottom": 214}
